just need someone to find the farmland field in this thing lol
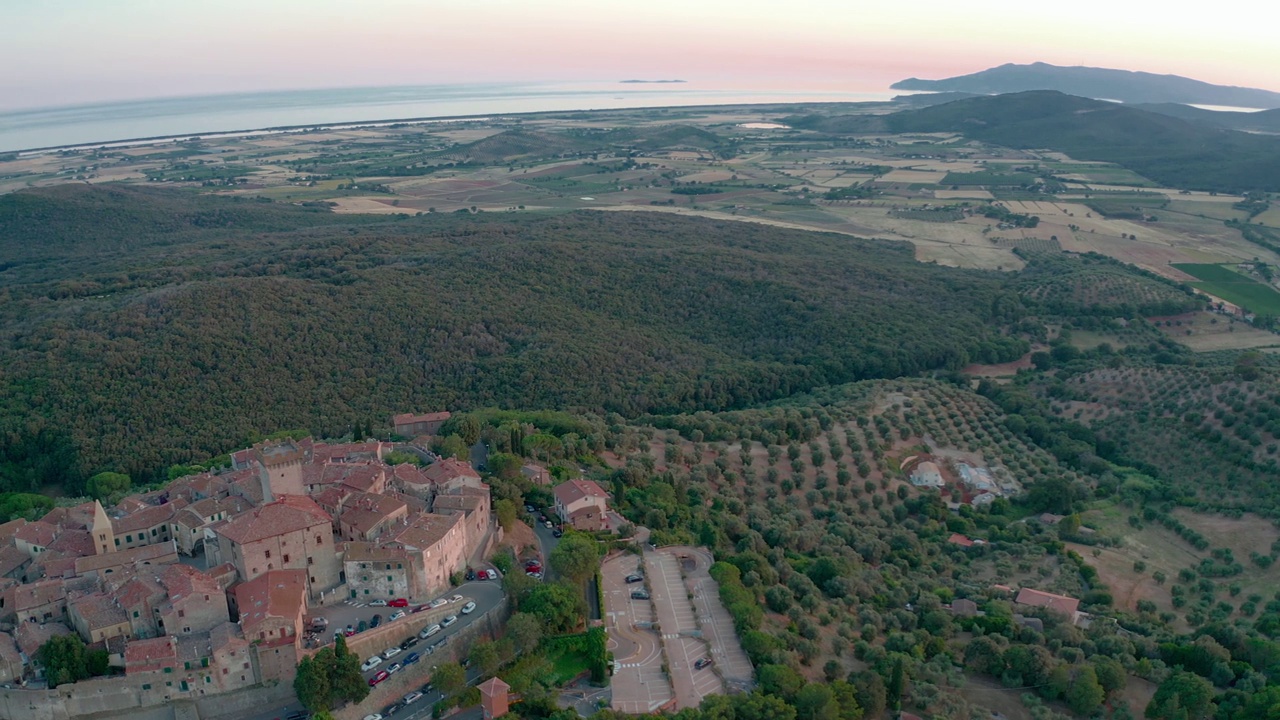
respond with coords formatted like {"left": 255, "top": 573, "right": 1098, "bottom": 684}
{"left": 1173, "top": 263, "right": 1280, "bottom": 314}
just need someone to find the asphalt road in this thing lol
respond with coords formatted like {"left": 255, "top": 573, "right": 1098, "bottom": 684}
{"left": 244, "top": 579, "right": 505, "bottom": 720}
{"left": 529, "top": 506, "right": 561, "bottom": 580}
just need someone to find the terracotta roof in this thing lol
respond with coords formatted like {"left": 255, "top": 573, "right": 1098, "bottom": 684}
{"left": 0, "top": 519, "right": 28, "bottom": 544}
{"left": 343, "top": 542, "right": 412, "bottom": 563}
{"left": 554, "top": 479, "right": 610, "bottom": 507}
{"left": 0, "top": 545, "right": 31, "bottom": 576}
{"left": 74, "top": 541, "right": 177, "bottom": 576}
{"left": 15, "top": 621, "right": 72, "bottom": 658}
{"left": 387, "top": 490, "right": 429, "bottom": 514}
{"left": 339, "top": 493, "right": 406, "bottom": 537}
{"left": 423, "top": 458, "right": 480, "bottom": 484}
{"left": 390, "top": 513, "right": 463, "bottom": 552}
{"left": 477, "top": 676, "right": 510, "bottom": 695}
{"left": 313, "top": 486, "right": 352, "bottom": 515}
{"left": 13, "top": 579, "right": 66, "bottom": 612}
{"left": 41, "top": 556, "right": 80, "bottom": 579}
{"left": 389, "top": 463, "right": 432, "bottom": 487}
{"left": 1015, "top": 588, "right": 1080, "bottom": 616}
{"left": 207, "top": 562, "right": 239, "bottom": 590}
{"left": 215, "top": 495, "right": 331, "bottom": 545}
{"left": 113, "top": 575, "right": 165, "bottom": 611}
{"left": 70, "top": 593, "right": 129, "bottom": 631}
{"left": 41, "top": 502, "right": 101, "bottom": 531}
{"left": 48, "top": 529, "right": 96, "bottom": 558}
{"left": 209, "top": 621, "right": 247, "bottom": 653}
{"left": 433, "top": 494, "right": 483, "bottom": 515}
{"left": 312, "top": 442, "right": 385, "bottom": 464}
{"left": 255, "top": 439, "right": 305, "bottom": 467}
{"left": 14, "top": 521, "right": 57, "bottom": 548}
{"left": 0, "top": 631, "right": 22, "bottom": 668}
{"left": 947, "top": 533, "right": 976, "bottom": 548}
{"left": 393, "top": 411, "right": 451, "bottom": 426}
{"left": 125, "top": 635, "right": 178, "bottom": 673}
{"left": 228, "top": 468, "right": 264, "bottom": 505}
{"left": 161, "top": 564, "right": 222, "bottom": 602}
{"left": 234, "top": 569, "right": 307, "bottom": 631}
{"left": 112, "top": 503, "right": 176, "bottom": 535}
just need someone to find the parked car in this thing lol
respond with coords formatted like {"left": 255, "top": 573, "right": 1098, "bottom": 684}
{"left": 368, "top": 670, "right": 389, "bottom": 687}
{"left": 625, "top": 574, "right": 644, "bottom": 584}
{"left": 486, "top": 569, "right": 499, "bottom": 580}
{"left": 404, "top": 652, "right": 421, "bottom": 666}
{"left": 421, "top": 624, "right": 442, "bottom": 638}
{"left": 403, "top": 691, "right": 424, "bottom": 705}
{"left": 368, "top": 599, "right": 389, "bottom": 607}
{"left": 361, "top": 656, "right": 383, "bottom": 672}
{"left": 308, "top": 617, "right": 329, "bottom": 631}
{"left": 363, "top": 714, "right": 383, "bottom": 720}
{"left": 464, "top": 568, "right": 476, "bottom": 581}
{"left": 382, "top": 702, "right": 404, "bottom": 717}
{"left": 382, "top": 646, "right": 402, "bottom": 660}
{"left": 544, "top": 520, "right": 554, "bottom": 529}
{"left": 524, "top": 504, "right": 535, "bottom": 512}
{"left": 631, "top": 590, "right": 650, "bottom": 600}
{"left": 441, "top": 614, "right": 458, "bottom": 628}
{"left": 429, "top": 598, "right": 449, "bottom": 609}
{"left": 527, "top": 571, "right": 543, "bottom": 580}
{"left": 411, "top": 604, "right": 430, "bottom": 614}
{"left": 552, "top": 528, "right": 563, "bottom": 538}
{"left": 449, "top": 594, "right": 464, "bottom": 603}
{"left": 389, "top": 611, "right": 406, "bottom": 622}
{"left": 369, "top": 614, "right": 382, "bottom": 628}
{"left": 420, "top": 682, "right": 434, "bottom": 694}
{"left": 357, "top": 619, "right": 368, "bottom": 633}
{"left": 344, "top": 624, "right": 355, "bottom": 637}
{"left": 461, "top": 601, "right": 477, "bottom": 614}
{"left": 388, "top": 598, "right": 410, "bottom": 608}
{"left": 286, "top": 712, "right": 311, "bottom": 720}
{"left": 430, "top": 638, "right": 447, "bottom": 653}
{"left": 386, "top": 662, "right": 402, "bottom": 675}
{"left": 695, "top": 657, "right": 713, "bottom": 670}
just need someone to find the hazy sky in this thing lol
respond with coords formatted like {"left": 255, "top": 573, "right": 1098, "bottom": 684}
{"left": 2, "top": 0, "right": 1276, "bottom": 111}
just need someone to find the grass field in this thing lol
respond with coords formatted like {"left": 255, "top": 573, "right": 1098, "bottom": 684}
{"left": 1173, "top": 263, "right": 1280, "bottom": 315}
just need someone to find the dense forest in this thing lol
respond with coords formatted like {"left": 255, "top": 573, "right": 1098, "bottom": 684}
{"left": 0, "top": 185, "right": 1029, "bottom": 490}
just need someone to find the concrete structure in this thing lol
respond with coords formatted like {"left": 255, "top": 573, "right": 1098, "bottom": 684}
{"left": 0, "top": 632, "right": 21, "bottom": 684}
{"left": 433, "top": 485, "right": 491, "bottom": 550}
{"left": 344, "top": 543, "right": 415, "bottom": 601}
{"left": 13, "top": 579, "right": 67, "bottom": 624}
{"left": 521, "top": 464, "right": 551, "bottom": 486}
{"left": 909, "top": 461, "right": 944, "bottom": 488}
{"left": 389, "top": 513, "right": 467, "bottom": 598}
{"left": 337, "top": 492, "right": 408, "bottom": 542}
{"left": 392, "top": 411, "right": 451, "bottom": 438}
{"left": 74, "top": 541, "right": 178, "bottom": 579}
{"left": 254, "top": 439, "right": 306, "bottom": 503}
{"left": 69, "top": 592, "right": 131, "bottom": 644}
{"left": 169, "top": 496, "right": 249, "bottom": 556}
{"left": 553, "top": 479, "right": 611, "bottom": 531}
{"left": 478, "top": 676, "right": 511, "bottom": 719}
{"left": 157, "top": 564, "right": 229, "bottom": 636}
{"left": 13, "top": 521, "right": 57, "bottom": 561}
{"left": 211, "top": 495, "right": 339, "bottom": 599}
{"left": 949, "top": 598, "right": 979, "bottom": 617}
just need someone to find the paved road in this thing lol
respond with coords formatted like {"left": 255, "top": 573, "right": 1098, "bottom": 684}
{"left": 602, "top": 552, "right": 673, "bottom": 714}
{"left": 530, "top": 507, "right": 562, "bottom": 580}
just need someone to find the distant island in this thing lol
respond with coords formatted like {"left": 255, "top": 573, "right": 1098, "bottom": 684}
{"left": 620, "top": 79, "right": 686, "bottom": 84}
{"left": 892, "top": 62, "right": 1280, "bottom": 108}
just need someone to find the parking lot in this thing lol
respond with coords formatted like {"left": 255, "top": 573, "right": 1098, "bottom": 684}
{"left": 601, "top": 552, "right": 674, "bottom": 714}
{"left": 667, "top": 546, "right": 754, "bottom": 692}
{"left": 645, "top": 550, "right": 723, "bottom": 708}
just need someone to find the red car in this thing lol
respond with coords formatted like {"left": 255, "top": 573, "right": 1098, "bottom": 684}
{"left": 368, "top": 670, "right": 390, "bottom": 687}
{"left": 388, "top": 598, "right": 410, "bottom": 608}
{"left": 411, "top": 604, "right": 430, "bottom": 614}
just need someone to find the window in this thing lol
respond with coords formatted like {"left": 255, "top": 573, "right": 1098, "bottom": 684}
{"left": 115, "top": 538, "right": 120, "bottom": 546}
{"left": 185, "top": 661, "right": 191, "bottom": 670}
{"left": 126, "top": 535, "right": 133, "bottom": 542}
{"left": 397, "top": 563, "right": 403, "bottom": 569}
{"left": 258, "top": 632, "right": 265, "bottom": 640}
{"left": 243, "top": 662, "right": 249, "bottom": 669}
{"left": 387, "top": 576, "right": 393, "bottom": 582}
{"left": 151, "top": 528, "right": 157, "bottom": 536}
{"left": 252, "top": 568, "right": 258, "bottom": 575}
{"left": 205, "top": 676, "right": 211, "bottom": 684}
{"left": 183, "top": 627, "right": 190, "bottom": 633}
{"left": 308, "top": 556, "right": 314, "bottom": 566}
{"left": 264, "top": 550, "right": 271, "bottom": 559}
{"left": 133, "top": 611, "right": 139, "bottom": 618}
{"left": 283, "top": 554, "right": 290, "bottom": 563}
{"left": 178, "top": 609, "right": 185, "bottom": 618}
{"left": 316, "top": 535, "right": 322, "bottom": 545}
{"left": 385, "top": 564, "right": 391, "bottom": 570}
{"left": 363, "top": 589, "right": 369, "bottom": 595}
{"left": 310, "top": 576, "right": 316, "bottom": 583}
{"left": 202, "top": 657, "right": 209, "bottom": 668}
{"left": 222, "top": 668, "right": 228, "bottom": 675}
{"left": 164, "top": 667, "right": 173, "bottom": 674}
{"left": 143, "top": 684, "right": 151, "bottom": 690}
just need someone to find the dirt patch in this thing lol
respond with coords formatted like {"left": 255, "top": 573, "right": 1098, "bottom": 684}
{"left": 497, "top": 519, "right": 539, "bottom": 556}
{"left": 963, "top": 350, "right": 1037, "bottom": 377}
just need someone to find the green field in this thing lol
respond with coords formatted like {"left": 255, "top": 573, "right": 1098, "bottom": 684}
{"left": 1173, "top": 263, "right": 1280, "bottom": 315}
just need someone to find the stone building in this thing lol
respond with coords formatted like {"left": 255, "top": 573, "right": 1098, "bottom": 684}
{"left": 211, "top": 495, "right": 339, "bottom": 600}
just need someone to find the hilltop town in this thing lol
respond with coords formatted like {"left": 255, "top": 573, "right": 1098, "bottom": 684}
{"left": 0, "top": 411, "right": 505, "bottom": 716}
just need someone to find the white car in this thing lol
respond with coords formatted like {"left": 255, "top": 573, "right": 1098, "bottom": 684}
{"left": 403, "top": 691, "right": 424, "bottom": 705}
{"left": 368, "top": 599, "right": 388, "bottom": 607}
{"left": 441, "top": 614, "right": 458, "bottom": 628}
{"left": 364, "top": 715, "right": 384, "bottom": 720}
{"left": 449, "top": 594, "right": 464, "bottom": 603}
{"left": 382, "top": 646, "right": 402, "bottom": 660}
{"left": 386, "top": 662, "right": 402, "bottom": 675}
{"left": 421, "top": 623, "right": 442, "bottom": 638}
{"left": 461, "top": 601, "right": 477, "bottom": 615}
{"left": 389, "top": 611, "right": 406, "bottom": 621}
{"left": 361, "top": 656, "right": 383, "bottom": 672}
{"left": 429, "top": 598, "right": 449, "bottom": 609}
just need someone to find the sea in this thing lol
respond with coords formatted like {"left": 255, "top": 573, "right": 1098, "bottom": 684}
{"left": 0, "top": 81, "right": 902, "bottom": 153}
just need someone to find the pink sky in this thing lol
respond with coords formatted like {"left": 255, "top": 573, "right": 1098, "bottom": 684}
{"left": 2, "top": 0, "right": 1276, "bottom": 110}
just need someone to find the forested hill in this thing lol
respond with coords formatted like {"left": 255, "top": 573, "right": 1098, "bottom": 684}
{"left": 892, "top": 61, "right": 1280, "bottom": 108}
{"left": 0, "top": 186, "right": 1028, "bottom": 489}
{"left": 789, "top": 91, "right": 1280, "bottom": 193}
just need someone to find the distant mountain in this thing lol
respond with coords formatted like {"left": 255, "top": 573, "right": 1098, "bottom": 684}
{"left": 788, "top": 91, "right": 1280, "bottom": 193}
{"left": 891, "top": 92, "right": 980, "bottom": 107}
{"left": 892, "top": 62, "right": 1280, "bottom": 108}
{"left": 1133, "top": 103, "right": 1280, "bottom": 133}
